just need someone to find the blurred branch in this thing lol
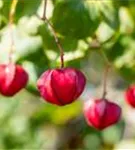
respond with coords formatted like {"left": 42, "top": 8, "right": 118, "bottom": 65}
{"left": 9, "top": 0, "right": 18, "bottom": 25}
{"left": 9, "top": 0, "right": 18, "bottom": 63}
{"left": 99, "top": 48, "right": 112, "bottom": 99}
{"left": 102, "top": 64, "right": 111, "bottom": 99}
{"left": 43, "top": 0, "right": 47, "bottom": 19}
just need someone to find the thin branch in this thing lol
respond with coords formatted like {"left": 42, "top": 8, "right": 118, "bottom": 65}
{"left": 99, "top": 49, "right": 112, "bottom": 99}
{"left": 9, "top": 0, "right": 18, "bottom": 63}
{"left": 43, "top": 0, "right": 47, "bottom": 18}
{"left": 40, "top": 0, "right": 64, "bottom": 68}
{"left": 102, "top": 64, "right": 110, "bottom": 99}
{"left": 87, "top": 35, "right": 112, "bottom": 99}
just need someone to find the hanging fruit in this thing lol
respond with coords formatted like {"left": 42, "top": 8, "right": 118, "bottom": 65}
{"left": 37, "top": 0, "right": 86, "bottom": 106}
{"left": 83, "top": 98, "right": 121, "bottom": 130}
{"left": 125, "top": 85, "right": 135, "bottom": 108}
{"left": 0, "top": 63, "right": 28, "bottom": 96}
{"left": 37, "top": 68, "right": 86, "bottom": 106}
{"left": 83, "top": 64, "right": 121, "bottom": 130}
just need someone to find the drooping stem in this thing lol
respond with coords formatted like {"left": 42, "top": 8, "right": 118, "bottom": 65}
{"left": 102, "top": 64, "right": 110, "bottom": 99}
{"left": 41, "top": 0, "right": 64, "bottom": 68}
{"left": 99, "top": 49, "right": 112, "bottom": 99}
{"left": 9, "top": 0, "right": 18, "bottom": 63}
{"left": 43, "top": 0, "right": 47, "bottom": 19}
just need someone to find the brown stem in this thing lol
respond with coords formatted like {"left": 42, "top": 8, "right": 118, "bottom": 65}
{"left": 9, "top": 0, "right": 18, "bottom": 63}
{"left": 99, "top": 49, "right": 112, "bottom": 99}
{"left": 43, "top": 0, "right": 47, "bottom": 19}
{"left": 102, "top": 64, "right": 110, "bottom": 99}
{"left": 41, "top": 0, "right": 64, "bottom": 68}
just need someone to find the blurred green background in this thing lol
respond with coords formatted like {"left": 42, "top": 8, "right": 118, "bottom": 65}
{"left": 0, "top": 0, "right": 135, "bottom": 149}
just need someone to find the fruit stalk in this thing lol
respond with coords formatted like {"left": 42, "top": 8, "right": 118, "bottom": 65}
{"left": 9, "top": 0, "right": 18, "bottom": 63}
{"left": 41, "top": 0, "right": 64, "bottom": 68}
{"left": 102, "top": 64, "right": 110, "bottom": 99}
{"left": 99, "top": 49, "right": 112, "bottom": 99}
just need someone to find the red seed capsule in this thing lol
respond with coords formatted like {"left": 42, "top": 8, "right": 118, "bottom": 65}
{"left": 37, "top": 68, "right": 86, "bottom": 106}
{"left": 0, "top": 63, "right": 28, "bottom": 96}
{"left": 125, "top": 85, "right": 135, "bottom": 108}
{"left": 83, "top": 99, "right": 121, "bottom": 130}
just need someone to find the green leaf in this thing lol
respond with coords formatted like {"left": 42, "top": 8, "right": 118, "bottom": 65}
{"left": 99, "top": 1, "right": 119, "bottom": 29}
{"left": 119, "top": 67, "right": 135, "bottom": 82}
{"left": 52, "top": 0, "right": 97, "bottom": 39}
{"left": 105, "top": 35, "right": 125, "bottom": 62}
{"left": 113, "top": 37, "right": 135, "bottom": 82}
{"left": 18, "top": 16, "right": 42, "bottom": 36}
{"left": 96, "top": 22, "right": 115, "bottom": 43}
{"left": 119, "top": 7, "right": 134, "bottom": 34}
{"left": 1, "top": 0, "right": 41, "bottom": 22}
{"left": 38, "top": 23, "right": 78, "bottom": 52}
{"left": 55, "top": 40, "right": 89, "bottom": 68}
{"left": 0, "top": 0, "right": 11, "bottom": 22}
{"left": 17, "top": 0, "right": 41, "bottom": 16}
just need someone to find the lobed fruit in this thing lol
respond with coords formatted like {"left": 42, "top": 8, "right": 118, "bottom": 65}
{"left": 125, "top": 85, "right": 135, "bottom": 108}
{"left": 37, "top": 67, "right": 86, "bottom": 106}
{"left": 83, "top": 98, "right": 121, "bottom": 130}
{"left": 0, "top": 63, "right": 28, "bottom": 96}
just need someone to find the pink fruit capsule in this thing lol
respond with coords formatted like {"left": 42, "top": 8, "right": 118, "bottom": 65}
{"left": 125, "top": 85, "right": 135, "bottom": 108}
{"left": 83, "top": 99, "right": 121, "bottom": 130}
{"left": 0, "top": 63, "right": 28, "bottom": 96}
{"left": 37, "top": 68, "right": 86, "bottom": 106}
